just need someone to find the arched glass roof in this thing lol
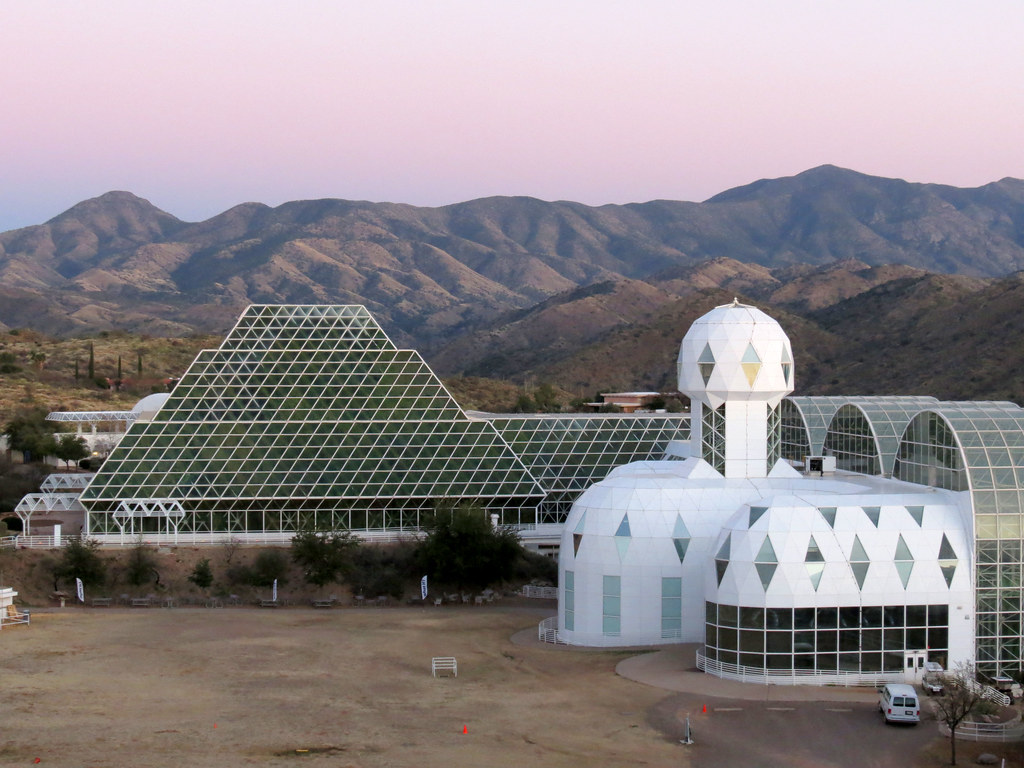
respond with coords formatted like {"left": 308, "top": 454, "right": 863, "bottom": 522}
{"left": 783, "top": 396, "right": 938, "bottom": 472}
{"left": 902, "top": 402, "right": 1024, "bottom": 512}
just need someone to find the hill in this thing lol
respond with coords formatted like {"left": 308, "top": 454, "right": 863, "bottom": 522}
{"left": 2, "top": 167, "right": 1024, "bottom": 352}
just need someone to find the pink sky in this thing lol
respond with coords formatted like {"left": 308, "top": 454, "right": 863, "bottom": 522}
{"left": 2, "top": 1, "right": 1023, "bottom": 232}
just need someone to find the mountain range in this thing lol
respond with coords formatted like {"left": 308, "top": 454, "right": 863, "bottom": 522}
{"left": 3, "top": 165, "right": 1024, "bottom": 402}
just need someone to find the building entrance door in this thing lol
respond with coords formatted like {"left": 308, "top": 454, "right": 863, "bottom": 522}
{"left": 904, "top": 650, "right": 927, "bottom": 683}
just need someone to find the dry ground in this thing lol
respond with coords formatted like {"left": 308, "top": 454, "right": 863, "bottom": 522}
{"left": 2, "top": 605, "right": 682, "bottom": 768}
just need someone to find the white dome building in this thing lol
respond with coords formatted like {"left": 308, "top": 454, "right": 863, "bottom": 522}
{"left": 558, "top": 300, "right": 975, "bottom": 682}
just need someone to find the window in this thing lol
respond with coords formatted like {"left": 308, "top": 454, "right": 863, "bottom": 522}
{"left": 602, "top": 576, "right": 621, "bottom": 636}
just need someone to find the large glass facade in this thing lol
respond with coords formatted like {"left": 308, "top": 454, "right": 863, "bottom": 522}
{"left": 701, "top": 404, "right": 726, "bottom": 474}
{"left": 82, "top": 306, "right": 547, "bottom": 532}
{"left": 898, "top": 403, "right": 1024, "bottom": 677}
{"left": 823, "top": 405, "right": 881, "bottom": 475}
{"left": 704, "top": 601, "right": 949, "bottom": 672}
{"left": 486, "top": 414, "right": 687, "bottom": 524}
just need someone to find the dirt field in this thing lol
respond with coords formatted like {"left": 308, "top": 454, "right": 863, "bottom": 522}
{"left": 2, "top": 604, "right": 683, "bottom": 768}
{"left": 6, "top": 603, "right": 1024, "bottom": 768}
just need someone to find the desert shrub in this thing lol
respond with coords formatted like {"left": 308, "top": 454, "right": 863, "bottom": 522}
{"left": 52, "top": 537, "right": 106, "bottom": 589}
{"left": 187, "top": 558, "right": 214, "bottom": 590}
{"left": 511, "top": 549, "right": 558, "bottom": 584}
{"left": 234, "top": 549, "right": 289, "bottom": 588}
{"left": 349, "top": 545, "right": 413, "bottom": 599}
{"left": 124, "top": 543, "right": 158, "bottom": 587}
{"left": 290, "top": 530, "right": 359, "bottom": 587}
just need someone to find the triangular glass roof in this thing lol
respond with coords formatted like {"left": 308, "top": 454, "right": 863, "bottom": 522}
{"left": 906, "top": 506, "right": 924, "bottom": 526}
{"left": 818, "top": 507, "right": 837, "bottom": 528}
{"left": 806, "top": 562, "right": 824, "bottom": 591}
{"left": 615, "top": 513, "right": 631, "bottom": 538}
{"left": 572, "top": 533, "right": 583, "bottom": 556}
{"left": 81, "top": 305, "right": 546, "bottom": 530}
{"left": 574, "top": 510, "right": 588, "bottom": 534}
{"left": 749, "top": 506, "right": 768, "bottom": 527}
{"left": 862, "top": 506, "right": 880, "bottom": 527}
{"left": 698, "top": 343, "right": 716, "bottom": 385}
{"left": 672, "top": 515, "right": 690, "bottom": 539}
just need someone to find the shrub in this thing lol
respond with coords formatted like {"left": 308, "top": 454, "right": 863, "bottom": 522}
{"left": 52, "top": 537, "right": 106, "bottom": 589}
{"left": 124, "top": 543, "right": 158, "bottom": 587}
{"left": 291, "top": 530, "right": 359, "bottom": 587}
{"left": 188, "top": 558, "right": 214, "bottom": 590}
{"left": 248, "top": 549, "right": 289, "bottom": 587}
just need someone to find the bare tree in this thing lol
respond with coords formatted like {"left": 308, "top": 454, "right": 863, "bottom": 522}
{"left": 933, "top": 661, "right": 985, "bottom": 766}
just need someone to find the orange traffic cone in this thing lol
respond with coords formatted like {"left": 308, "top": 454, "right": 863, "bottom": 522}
{"left": 463, "top": 725, "right": 468, "bottom": 734}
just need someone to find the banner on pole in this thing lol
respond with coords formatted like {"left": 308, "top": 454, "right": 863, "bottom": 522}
{"left": 76, "top": 577, "right": 84, "bottom": 603}
{"left": 420, "top": 575, "right": 428, "bottom": 600}
{"left": 272, "top": 579, "right": 278, "bottom": 602}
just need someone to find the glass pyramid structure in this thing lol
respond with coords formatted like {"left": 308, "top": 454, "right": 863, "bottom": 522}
{"left": 81, "top": 306, "right": 546, "bottom": 534}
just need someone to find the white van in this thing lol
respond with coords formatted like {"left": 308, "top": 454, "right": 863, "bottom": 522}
{"left": 878, "top": 683, "right": 920, "bottom": 724}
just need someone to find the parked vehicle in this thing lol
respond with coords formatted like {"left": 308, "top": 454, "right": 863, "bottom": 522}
{"left": 879, "top": 683, "right": 920, "bottom": 724}
{"left": 923, "top": 661, "right": 945, "bottom": 695}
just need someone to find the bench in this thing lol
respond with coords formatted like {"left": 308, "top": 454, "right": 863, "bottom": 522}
{"left": 259, "top": 599, "right": 279, "bottom": 608}
{"left": 91, "top": 597, "right": 113, "bottom": 607}
{"left": 431, "top": 657, "right": 457, "bottom": 677}
{"left": 130, "top": 597, "right": 151, "bottom": 607}
{"left": 311, "top": 599, "right": 334, "bottom": 609}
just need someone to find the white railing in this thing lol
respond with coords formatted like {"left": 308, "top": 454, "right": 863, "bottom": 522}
{"left": 939, "top": 716, "right": 1024, "bottom": 742}
{"left": 521, "top": 585, "right": 558, "bottom": 599}
{"left": 697, "top": 649, "right": 904, "bottom": 687}
{"left": 538, "top": 616, "right": 567, "bottom": 644}
{"left": 964, "top": 677, "right": 1012, "bottom": 707}
{"left": 0, "top": 610, "right": 31, "bottom": 630}
{"left": 0, "top": 530, "right": 423, "bottom": 549}
{"left": 3, "top": 535, "right": 61, "bottom": 549}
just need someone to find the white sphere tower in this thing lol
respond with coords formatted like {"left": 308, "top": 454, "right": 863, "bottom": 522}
{"left": 677, "top": 300, "right": 794, "bottom": 478}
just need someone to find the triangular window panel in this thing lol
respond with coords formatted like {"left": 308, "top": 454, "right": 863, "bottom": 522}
{"left": 806, "top": 562, "right": 825, "bottom": 591}
{"left": 615, "top": 514, "right": 631, "bottom": 538}
{"left": 895, "top": 561, "right": 914, "bottom": 589}
{"left": 698, "top": 343, "right": 716, "bottom": 363}
{"left": 755, "top": 536, "right": 777, "bottom": 564}
{"left": 939, "top": 561, "right": 957, "bottom": 588}
{"left": 749, "top": 506, "right": 768, "bottom": 527}
{"left": 805, "top": 536, "right": 824, "bottom": 563}
{"left": 850, "top": 535, "right": 869, "bottom": 563}
{"left": 672, "top": 515, "right": 690, "bottom": 539}
{"left": 741, "top": 344, "right": 761, "bottom": 386}
{"left": 938, "top": 534, "right": 957, "bottom": 561}
{"left": 906, "top": 506, "right": 924, "bottom": 526}
{"left": 818, "top": 507, "right": 837, "bottom": 528}
{"left": 673, "top": 538, "right": 689, "bottom": 563}
{"left": 716, "top": 533, "right": 731, "bottom": 561}
{"left": 895, "top": 535, "right": 913, "bottom": 562}
{"left": 715, "top": 557, "right": 729, "bottom": 586}
{"left": 862, "top": 506, "right": 881, "bottom": 527}
{"left": 574, "top": 511, "right": 587, "bottom": 534}
{"left": 572, "top": 533, "right": 582, "bottom": 556}
{"left": 851, "top": 561, "right": 870, "bottom": 589}
{"left": 755, "top": 562, "right": 777, "bottom": 591}
{"left": 698, "top": 344, "right": 716, "bottom": 384}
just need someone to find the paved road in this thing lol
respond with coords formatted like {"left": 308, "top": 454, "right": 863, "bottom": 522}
{"left": 647, "top": 691, "right": 937, "bottom": 768}
{"left": 614, "top": 643, "right": 941, "bottom": 768}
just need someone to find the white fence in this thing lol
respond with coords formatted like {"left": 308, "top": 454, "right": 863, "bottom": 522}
{"left": 939, "top": 716, "right": 1024, "bottom": 742}
{"left": 538, "top": 616, "right": 567, "bottom": 644}
{"left": 0, "top": 530, "right": 422, "bottom": 549}
{"left": 697, "top": 649, "right": 904, "bottom": 687}
{"left": 521, "top": 585, "right": 558, "bottom": 599}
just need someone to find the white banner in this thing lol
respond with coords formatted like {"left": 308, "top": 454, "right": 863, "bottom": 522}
{"left": 76, "top": 577, "right": 84, "bottom": 603}
{"left": 420, "top": 575, "right": 428, "bottom": 600}
{"left": 272, "top": 579, "right": 278, "bottom": 602}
